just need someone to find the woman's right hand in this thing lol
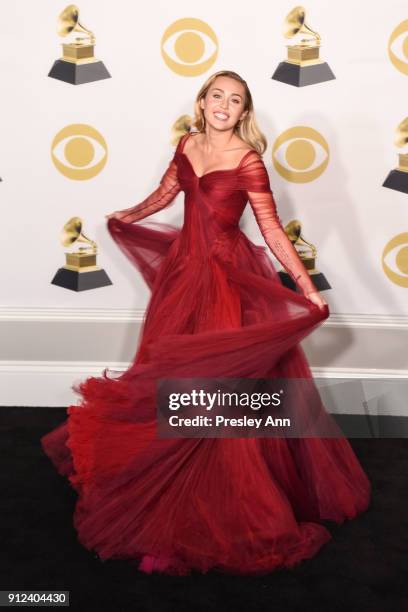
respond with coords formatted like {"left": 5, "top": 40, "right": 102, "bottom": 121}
{"left": 105, "top": 209, "right": 133, "bottom": 221}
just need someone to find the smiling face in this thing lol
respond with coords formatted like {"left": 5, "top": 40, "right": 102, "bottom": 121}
{"left": 199, "top": 75, "right": 248, "bottom": 132}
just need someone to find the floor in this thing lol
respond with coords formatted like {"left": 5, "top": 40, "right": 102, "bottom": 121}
{"left": 0, "top": 406, "right": 407, "bottom": 612}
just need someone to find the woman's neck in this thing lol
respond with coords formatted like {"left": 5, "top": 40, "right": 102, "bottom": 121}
{"left": 200, "top": 127, "right": 238, "bottom": 153}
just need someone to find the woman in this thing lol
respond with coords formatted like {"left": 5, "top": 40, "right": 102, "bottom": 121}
{"left": 41, "top": 70, "right": 371, "bottom": 576}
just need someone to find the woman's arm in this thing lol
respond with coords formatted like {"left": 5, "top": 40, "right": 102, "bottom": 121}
{"left": 106, "top": 155, "right": 181, "bottom": 223}
{"left": 239, "top": 151, "right": 327, "bottom": 309}
{"left": 247, "top": 189, "right": 328, "bottom": 310}
{"left": 247, "top": 189, "right": 320, "bottom": 298}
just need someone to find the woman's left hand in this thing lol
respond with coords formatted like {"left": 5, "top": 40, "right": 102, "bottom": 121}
{"left": 306, "top": 290, "right": 328, "bottom": 311}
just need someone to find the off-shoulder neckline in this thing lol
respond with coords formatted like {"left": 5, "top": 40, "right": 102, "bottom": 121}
{"left": 178, "top": 132, "right": 258, "bottom": 179}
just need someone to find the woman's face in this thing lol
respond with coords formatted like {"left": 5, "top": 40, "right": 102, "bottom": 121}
{"left": 199, "top": 76, "right": 248, "bottom": 132}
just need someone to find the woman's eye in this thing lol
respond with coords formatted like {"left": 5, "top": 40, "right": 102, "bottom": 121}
{"left": 211, "top": 93, "right": 240, "bottom": 104}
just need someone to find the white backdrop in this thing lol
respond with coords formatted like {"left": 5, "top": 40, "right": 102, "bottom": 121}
{"left": 0, "top": 0, "right": 407, "bottom": 317}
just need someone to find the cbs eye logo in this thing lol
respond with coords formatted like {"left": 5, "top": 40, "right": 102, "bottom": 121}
{"left": 388, "top": 20, "right": 408, "bottom": 75}
{"left": 272, "top": 126, "right": 329, "bottom": 183}
{"left": 382, "top": 233, "right": 408, "bottom": 288}
{"left": 51, "top": 124, "right": 108, "bottom": 180}
{"left": 161, "top": 18, "right": 218, "bottom": 76}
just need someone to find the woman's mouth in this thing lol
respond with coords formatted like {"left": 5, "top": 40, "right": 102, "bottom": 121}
{"left": 213, "top": 111, "right": 229, "bottom": 121}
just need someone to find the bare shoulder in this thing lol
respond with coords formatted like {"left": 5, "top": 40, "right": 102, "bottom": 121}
{"left": 231, "top": 135, "right": 254, "bottom": 153}
{"left": 177, "top": 132, "right": 193, "bottom": 150}
{"left": 183, "top": 131, "right": 201, "bottom": 153}
{"left": 233, "top": 138, "right": 264, "bottom": 167}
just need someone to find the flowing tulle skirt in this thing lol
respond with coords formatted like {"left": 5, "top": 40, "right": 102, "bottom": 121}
{"left": 41, "top": 218, "right": 371, "bottom": 575}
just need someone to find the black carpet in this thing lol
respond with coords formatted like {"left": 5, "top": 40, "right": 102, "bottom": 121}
{"left": 0, "top": 406, "right": 407, "bottom": 612}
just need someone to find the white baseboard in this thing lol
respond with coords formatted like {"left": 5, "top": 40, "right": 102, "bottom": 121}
{"left": 0, "top": 361, "right": 126, "bottom": 407}
{"left": 0, "top": 360, "right": 407, "bottom": 414}
{"left": 1, "top": 306, "right": 407, "bottom": 327}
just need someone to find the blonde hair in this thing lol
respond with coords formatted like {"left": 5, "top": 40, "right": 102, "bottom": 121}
{"left": 170, "top": 70, "right": 267, "bottom": 154}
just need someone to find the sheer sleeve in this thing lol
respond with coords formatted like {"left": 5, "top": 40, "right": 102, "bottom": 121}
{"left": 118, "top": 148, "right": 182, "bottom": 223}
{"left": 239, "top": 151, "right": 318, "bottom": 298}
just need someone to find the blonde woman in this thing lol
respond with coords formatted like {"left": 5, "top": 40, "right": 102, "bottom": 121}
{"left": 41, "top": 70, "right": 371, "bottom": 576}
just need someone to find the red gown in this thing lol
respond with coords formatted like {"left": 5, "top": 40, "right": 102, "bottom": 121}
{"left": 41, "top": 132, "right": 371, "bottom": 576}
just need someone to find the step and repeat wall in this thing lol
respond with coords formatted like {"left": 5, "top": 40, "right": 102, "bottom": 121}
{"left": 1, "top": 0, "right": 407, "bottom": 316}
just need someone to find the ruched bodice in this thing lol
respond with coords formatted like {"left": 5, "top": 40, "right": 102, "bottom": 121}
{"left": 175, "top": 137, "right": 252, "bottom": 261}
{"left": 117, "top": 132, "right": 318, "bottom": 297}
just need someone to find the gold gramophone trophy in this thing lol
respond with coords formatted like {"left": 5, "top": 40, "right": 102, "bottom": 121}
{"left": 382, "top": 117, "right": 408, "bottom": 194}
{"left": 278, "top": 220, "right": 331, "bottom": 292}
{"left": 271, "top": 6, "right": 335, "bottom": 87}
{"left": 48, "top": 5, "right": 111, "bottom": 85}
{"left": 51, "top": 217, "right": 112, "bottom": 291}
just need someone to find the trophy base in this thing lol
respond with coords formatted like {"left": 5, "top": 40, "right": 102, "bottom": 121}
{"left": 271, "top": 61, "right": 336, "bottom": 87}
{"left": 51, "top": 267, "right": 113, "bottom": 292}
{"left": 278, "top": 271, "right": 331, "bottom": 293}
{"left": 382, "top": 169, "right": 408, "bottom": 194}
{"left": 48, "top": 59, "right": 111, "bottom": 85}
